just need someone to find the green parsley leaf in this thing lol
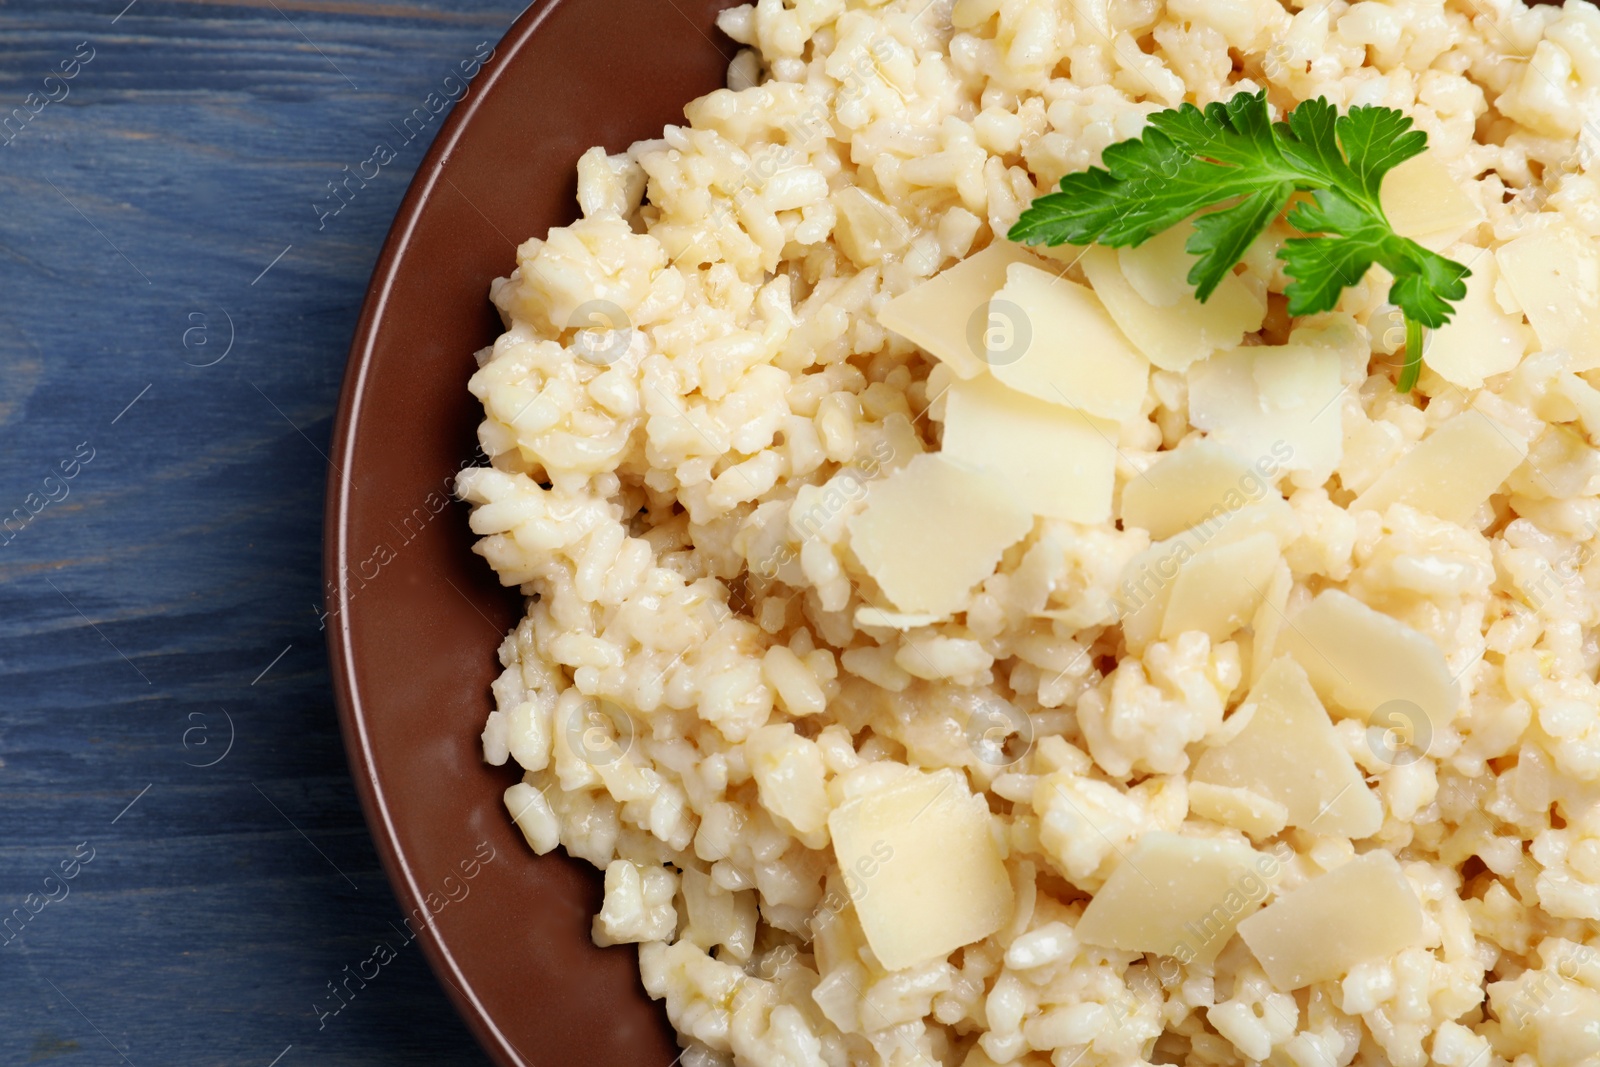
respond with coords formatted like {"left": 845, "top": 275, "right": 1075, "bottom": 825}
{"left": 1186, "top": 183, "right": 1292, "bottom": 301}
{"left": 1007, "top": 90, "right": 1471, "bottom": 391}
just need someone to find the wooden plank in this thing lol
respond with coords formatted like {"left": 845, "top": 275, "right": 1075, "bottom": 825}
{"left": 0, "top": 1, "right": 533, "bottom": 1062}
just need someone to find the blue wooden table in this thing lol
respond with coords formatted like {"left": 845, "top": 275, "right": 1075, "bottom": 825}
{"left": 0, "top": 2, "right": 532, "bottom": 1062}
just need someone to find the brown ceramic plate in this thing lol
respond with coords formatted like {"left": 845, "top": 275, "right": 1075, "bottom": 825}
{"left": 324, "top": 2, "right": 736, "bottom": 1062}
{"left": 324, "top": 2, "right": 1582, "bottom": 1063}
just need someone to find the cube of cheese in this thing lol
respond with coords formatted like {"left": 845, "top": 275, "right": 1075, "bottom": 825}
{"left": 847, "top": 454, "right": 1033, "bottom": 616}
{"left": 942, "top": 373, "right": 1118, "bottom": 523}
{"left": 1161, "top": 531, "right": 1280, "bottom": 642}
{"left": 1495, "top": 219, "right": 1600, "bottom": 371}
{"left": 1277, "top": 589, "right": 1459, "bottom": 733}
{"left": 1238, "top": 851, "right": 1425, "bottom": 989}
{"left": 1422, "top": 247, "right": 1533, "bottom": 389}
{"left": 1352, "top": 410, "right": 1528, "bottom": 525}
{"left": 1076, "top": 832, "right": 1277, "bottom": 965}
{"left": 876, "top": 241, "right": 1046, "bottom": 378}
{"left": 1380, "top": 152, "right": 1485, "bottom": 250}
{"left": 827, "top": 769, "right": 1013, "bottom": 971}
{"left": 1121, "top": 439, "right": 1287, "bottom": 541}
{"left": 1080, "top": 242, "right": 1266, "bottom": 372}
{"left": 1188, "top": 341, "right": 1344, "bottom": 484}
{"left": 1193, "top": 656, "right": 1383, "bottom": 839}
{"left": 985, "top": 262, "right": 1149, "bottom": 420}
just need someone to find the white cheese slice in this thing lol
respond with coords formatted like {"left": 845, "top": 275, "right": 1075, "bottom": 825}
{"left": 876, "top": 241, "right": 1046, "bottom": 379}
{"left": 1380, "top": 152, "right": 1485, "bottom": 250}
{"left": 1022, "top": 240, "right": 1087, "bottom": 268}
{"left": 1238, "top": 851, "right": 1425, "bottom": 989}
{"left": 854, "top": 607, "right": 944, "bottom": 629}
{"left": 828, "top": 768, "right": 1013, "bottom": 971}
{"left": 1188, "top": 341, "right": 1344, "bottom": 483}
{"left": 1190, "top": 495, "right": 1300, "bottom": 548}
{"left": 1117, "top": 540, "right": 1185, "bottom": 651}
{"left": 1076, "top": 832, "right": 1275, "bottom": 965}
{"left": 1351, "top": 410, "right": 1528, "bottom": 525}
{"left": 942, "top": 373, "right": 1118, "bottom": 523}
{"left": 1187, "top": 781, "right": 1289, "bottom": 840}
{"left": 1116, "top": 222, "right": 1201, "bottom": 307}
{"left": 832, "top": 186, "right": 910, "bottom": 267}
{"left": 847, "top": 453, "right": 1033, "bottom": 616}
{"left": 1495, "top": 219, "right": 1600, "bottom": 371}
{"left": 985, "top": 262, "right": 1149, "bottom": 420}
{"left": 1422, "top": 246, "right": 1533, "bottom": 388}
{"left": 1250, "top": 559, "right": 1293, "bottom": 687}
{"left": 1557, "top": 372, "right": 1600, "bottom": 443}
{"left": 1121, "top": 439, "right": 1286, "bottom": 541}
{"left": 1277, "top": 589, "right": 1459, "bottom": 732}
{"left": 1193, "top": 656, "right": 1383, "bottom": 839}
{"left": 1080, "top": 244, "right": 1265, "bottom": 372}
{"left": 1160, "top": 531, "right": 1281, "bottom": 642}
{"left": 1116, "top": 499, "right": 1299, "bottom": 651}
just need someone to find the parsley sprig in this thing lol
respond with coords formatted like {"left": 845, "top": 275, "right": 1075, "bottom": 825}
{"left": 1008, "top": 91, "right": 1470, "bottom": 391}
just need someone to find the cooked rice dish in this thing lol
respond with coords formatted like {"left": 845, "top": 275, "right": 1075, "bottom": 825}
{"left": 456, "top": 0, "right": 1600, "bottom": 1063}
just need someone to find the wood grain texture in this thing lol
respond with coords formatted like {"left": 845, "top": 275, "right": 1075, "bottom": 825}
{"left": 0, "top": 1, "right": 533, "bottom": 1063}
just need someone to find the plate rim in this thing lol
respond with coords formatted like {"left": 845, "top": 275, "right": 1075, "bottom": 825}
{"left": 322, "top": 3, "right": 546, "bottom": 1064}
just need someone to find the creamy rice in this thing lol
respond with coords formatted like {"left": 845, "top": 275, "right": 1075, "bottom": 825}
{"left": 457, "top": 0, "right": 1600, "bottom": 1063}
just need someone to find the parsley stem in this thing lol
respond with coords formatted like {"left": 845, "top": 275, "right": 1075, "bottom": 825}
{"left": 1398, "top": 314, "right": 1424, "bottom": 393}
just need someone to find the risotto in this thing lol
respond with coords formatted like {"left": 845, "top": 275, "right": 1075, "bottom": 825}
{"left": 456, "top": 0, "right": 1600, "bottom": 1063}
